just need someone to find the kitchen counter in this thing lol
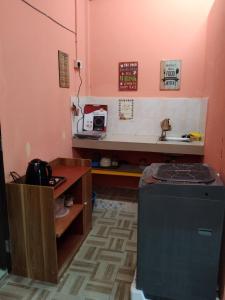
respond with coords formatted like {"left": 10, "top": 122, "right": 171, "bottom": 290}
{"left": 72, "top": 134, "right": 204, "bottom": 155}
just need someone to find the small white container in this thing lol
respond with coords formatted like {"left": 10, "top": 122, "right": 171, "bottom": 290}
{"left": 65, "top": 195, "right": 74, "bottom": 207}
{"left": 54, "top": 196, "right": 65, "bottom": 215}
{"left": 100, "top": 157, "right": 111, "bottom": 167}
{"left": 54, "top": 196, "right": 69, "bottom": 218}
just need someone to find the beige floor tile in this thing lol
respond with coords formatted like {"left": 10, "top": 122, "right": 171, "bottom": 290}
{"left": 107, "top": 227, "right": 132, "bottom": 239}
{"left": 116, "top": 267, "right": 135, "bottom": 283}
{"left": 108, "top": 237, "right": 126, "bottom": 252}
{"left": 0, "top": 282, "right": 43, "bottom": 300}
{"left": 110, "top": 281, "right": 131, "bottom": 300}
{"left": 95, "top": 249, "right": 125, "bottom": 265}
{"left": 83, "top": 281, "right": 112, "bottom": 299}
{"left": 69, "top": 260, "right": 97, "bottom": 275}
{"left": 91, "top": 262, "right": 118, "bottom": 284}
{"left": 0, "top": 204, "right": 138, "bottom": 300}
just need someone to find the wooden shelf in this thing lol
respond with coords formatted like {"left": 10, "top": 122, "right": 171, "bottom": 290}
{"left": 55, "top": 204, "right": 84, "bottom": 238}
{"left": 57, "top": 234, "right": 84, "bottom": 274}
{"left": 92, "top": 168, "right": 142, "bottom": 177}
{"left": 52, "top": 165, "right": 90, "bottom": 199}
{"left": 6, "top": 157, "right": 92, "bottom": 283}
{"left": 73, "top": 134, "right": 204, "bottom": 155}
{"left": 92, "top": 164, "right": 143, "bottom": 177}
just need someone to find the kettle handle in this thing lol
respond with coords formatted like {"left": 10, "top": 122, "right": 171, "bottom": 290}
{"left": 46, "top": 164, "right": 52, "bottom": 179}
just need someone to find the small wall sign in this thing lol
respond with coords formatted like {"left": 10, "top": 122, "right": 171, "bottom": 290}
{"left": 58, "top": 50, "right": 70, "bottom": 88}
{"left": 118, "top": 99, "right": 134, "bottom": 120}
{"left": 119, "top": 62, "right": 138, "bottom": 91}
{"left": 160, "top": 60, "right": 181, "bottom": 90}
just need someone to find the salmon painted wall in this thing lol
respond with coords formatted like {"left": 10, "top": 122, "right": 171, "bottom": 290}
{"left": 0, "top": 0, "right": 88, "bottom": 180}
{"left": 88, "top": 0, "right": 214, "bottom": 97}
{"left": 204, "top": 1, "right": 225, "bottom": 298}
{"left": 204, "top": 0, "right": 225, "bottom": 181}
{"left": 75, "top": 0, "right": 90, "bottom": 96}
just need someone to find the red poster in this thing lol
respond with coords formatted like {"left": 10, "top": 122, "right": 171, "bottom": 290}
{"left": 119, "top": 62, "right": 138, "bottom": 91}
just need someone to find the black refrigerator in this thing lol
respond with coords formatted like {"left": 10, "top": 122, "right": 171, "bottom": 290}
{"left": 0, "top": 126, "right": 10, "bottom": 271}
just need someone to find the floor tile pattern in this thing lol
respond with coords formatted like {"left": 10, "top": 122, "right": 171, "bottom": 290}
{"left": 94, "top": 186, "right": 137, "bottom": 203}
{"left": 0, "top": 205, "right": 137, "bottom": 300}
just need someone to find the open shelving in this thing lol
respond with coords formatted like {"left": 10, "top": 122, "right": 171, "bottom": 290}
{"left": 6, "top": 157, "right": 92, "bottom": 283}
{"left": 55, "top": 204, "right": 84, "bottom": 238}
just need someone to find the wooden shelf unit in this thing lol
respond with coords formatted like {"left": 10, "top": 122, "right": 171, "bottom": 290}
{"left": 6, "top": 157, "right": 92, "bottom": 283}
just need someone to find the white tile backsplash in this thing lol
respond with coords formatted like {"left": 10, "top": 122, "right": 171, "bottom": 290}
{"left": 71, "top": 96, "right": 207, "bottom": 138}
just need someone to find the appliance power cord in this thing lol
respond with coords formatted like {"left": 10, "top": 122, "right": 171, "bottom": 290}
{"left": 76, "top": 66, "right": 84, "bottom": 133}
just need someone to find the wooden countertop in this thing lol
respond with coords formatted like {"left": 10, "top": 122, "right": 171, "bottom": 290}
{"left": 72, "top": 134, "right": 204, "bottom": 155}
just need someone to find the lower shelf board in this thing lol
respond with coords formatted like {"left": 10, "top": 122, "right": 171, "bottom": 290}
{"left": 57, "top": 233, "right": 85, "bottom": 277}
{"left": 92, "top": 169, "right": 142, "bottom": 177}
{"left": 55, "top": 204, "right": 84, "bottom": 238}
{"left": 92, "top": 165, "right": 142, "bottom": 177}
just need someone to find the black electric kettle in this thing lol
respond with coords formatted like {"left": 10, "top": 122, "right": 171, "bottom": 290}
{"left": 25, "top": 159, "right": 52, "bottom": 186}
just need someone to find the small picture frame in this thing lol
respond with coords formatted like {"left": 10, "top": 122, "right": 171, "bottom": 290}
{"left": 58, "top": 50, "right": 70, "bottom": 88}
{"left": 118, "top": 99, "right": 134, "bottom": 120}
{"left": 160, "top": 60, "right": 181, "bottom": 90}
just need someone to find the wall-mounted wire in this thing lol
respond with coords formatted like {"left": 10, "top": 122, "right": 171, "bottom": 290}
{"left": 9, "top": 171, "right": 23, "bottom": 184}
{"left": 20, "top": 0, "right": 75, "bottom": 34}
{"left": 75, "top": 0, "right": 78, "bottom": 60}
{"left": 76, "top": 67, "right": 84, "bottom": 133}
{"left": 74, "top": 0, "right": 84, "bottom": 133}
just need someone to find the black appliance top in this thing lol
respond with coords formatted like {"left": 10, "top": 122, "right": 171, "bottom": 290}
{"left": 48, "top": 176, "right": 66, "bottom": 188}
{"left": 152, "top": 163, "right": 215, "bottom": 183}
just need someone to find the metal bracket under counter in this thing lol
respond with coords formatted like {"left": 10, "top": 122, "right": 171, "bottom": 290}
{"left": 72, "top": 134, "right": 204, "bottom": 156}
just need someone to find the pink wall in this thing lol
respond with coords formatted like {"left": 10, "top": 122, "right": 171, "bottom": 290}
{"left": 204, "top": 0, "right": 225, "bottom": 179}
{"left": 0, "top": 0, "right": 86, "bottom": 180}
{"left": 75, "top": 0, "right": 90, "bottom": 96}
{"left": 204, "top": 1, "right": 225, "bottom": 298}
{"left": 0, "top": 0, "right": 215, "bottom": 180}
{"left": 0, "top": 1, "right": 224, "bottom": 295}
{"left": 89, "top": 0, "right": 214, "bottom": 97}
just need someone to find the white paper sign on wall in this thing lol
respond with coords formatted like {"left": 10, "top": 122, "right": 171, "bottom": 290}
{"left": 160, "top": 60, "right": 181, "bottom": 90}
{"left": 118, "top": 99, "right": 134, "bottom": 120}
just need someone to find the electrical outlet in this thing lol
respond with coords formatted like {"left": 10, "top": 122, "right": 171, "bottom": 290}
{"left": 74, "top": 60, "right": 82, "bottom": 69}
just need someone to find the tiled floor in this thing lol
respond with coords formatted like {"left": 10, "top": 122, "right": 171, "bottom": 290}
{"left": 0, "top": 200, "right": 137, "bottom": 300}
{"left": 94, "top": 186, "right": 138, "bottom": 203}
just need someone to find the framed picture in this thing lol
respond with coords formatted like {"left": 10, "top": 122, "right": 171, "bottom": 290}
{"left": 118, "top": 99, "right": 134, "bottom": 120}
{"left": 160, "top": 60, "right": 181, "bottom": 90}
{"left": 58, "top": 50, "right": 70, "bottom": 88}
{"left": 119, "top": 62, "right": 138, "bottom": 91}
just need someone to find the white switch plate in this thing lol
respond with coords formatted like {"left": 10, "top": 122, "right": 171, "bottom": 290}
{"left": 74, "top": 60, "right": 82, "bottom": 69}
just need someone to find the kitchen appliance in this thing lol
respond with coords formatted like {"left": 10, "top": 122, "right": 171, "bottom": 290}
{"left": 159, "top": 118, "right": 171, "bottom": 141}
{"left": 83, "top": 104, "right": 107, "bottom": 132}
{"left": 93, "top": 115, "right": 105, "bottom": 131}
{"left": 100, "top": 157, "right": 111, "bottom": 168}
{"left": 137, "top": 163, "right": 225, "bottom": 300}
{"left": 48, "top": 176, "right": 66, "bottom": 188}
{"left": 140, "top": 163, "right": 222, "bottom": 186}
{"left": 25, "top": 159, "right": 52, "bottom": 186}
